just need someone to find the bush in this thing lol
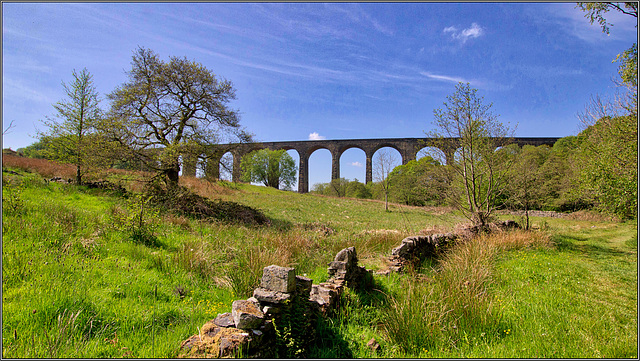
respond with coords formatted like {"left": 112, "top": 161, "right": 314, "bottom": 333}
{"left": 144, "top": 181, "right": 270, "bottom": 225}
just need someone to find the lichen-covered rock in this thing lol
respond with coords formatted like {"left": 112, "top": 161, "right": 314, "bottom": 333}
{"left": 261, "top": 265, "right": 296, "bottom": 293}
{"left": 232, "top": 300, "right": 264, "bottom": 330}
{"left": 178, "top": 323, "right": 253, "bottom": 358}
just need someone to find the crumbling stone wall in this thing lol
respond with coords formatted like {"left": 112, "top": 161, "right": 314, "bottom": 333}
{"left": 178, "top": 221, "right": 518, "bottom": 357}
{"left": 386, "top": 220, "right": 519, "bottom": 273}
{"left": 178, "top": 247, "right": 372, "bottom": 358}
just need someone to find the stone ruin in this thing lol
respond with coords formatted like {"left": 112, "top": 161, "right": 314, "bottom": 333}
{"left": 178, "top": 246, "right": 372, "bottom": 358}
{"left": 386, "top": 220, "right": 520, "bottom": 273}
{"left": 177, "top": 220, "right": 518, "bottom": 357}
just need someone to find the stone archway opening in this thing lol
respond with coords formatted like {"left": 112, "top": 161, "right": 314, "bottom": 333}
{"left": 285, "top": 149, "right": 300, "bottom": 192}
{"left": 339, "top": 148, "right": 366, "bottom": 184}
{"left": 308, "top": 148, "right": 332, "bottom": 192}
{"left": 417, "top": 146, "right": 446, "bottom": 165}
{"left": 219, "top": 152, "right": 234, "bottom": 181}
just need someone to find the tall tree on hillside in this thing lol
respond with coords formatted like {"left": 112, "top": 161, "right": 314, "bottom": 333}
{"left": 427, "top": 82, "right": 514, "bottom": 227}
{"left": 240, "top": 149, "right": 297, "bottom": 190}
{"left": 105, "top": 47, "right": 252, "bottom": 188}
{"left": 38, "top": 68, "right": 103, "bottom": 185}
{"left": 373, "top": 148, "right": 399, "bottom": 211}
{"left": 575, "top": 2, "right": 638, "bottom": 219}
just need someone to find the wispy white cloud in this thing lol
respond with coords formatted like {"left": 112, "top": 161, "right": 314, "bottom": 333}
{"left": 309, "top": 132, "right": 326, "bottom": 140}
{"left": 350, "top": 161, "right": 363, "bottom": 167}
{"left": 443, "top": 23, "right": 484, "bottom": 43}
{"left": 420, "top": 71, "right": 468, "bottom": 84}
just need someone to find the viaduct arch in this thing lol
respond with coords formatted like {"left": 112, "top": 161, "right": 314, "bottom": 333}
{"left": 182, "top": 137, "right": 560, "bottom": 193}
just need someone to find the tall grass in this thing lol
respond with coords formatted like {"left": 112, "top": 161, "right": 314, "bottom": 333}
{"left": 2, "top": 158, "right": 636, "bottom": 358}
{"left": 383, "top": 230, "right": 552, "bottom": 354}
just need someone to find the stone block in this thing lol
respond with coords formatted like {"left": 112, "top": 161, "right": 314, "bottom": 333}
{"left": 232, "top": 300, "right": 264, "bottom": 330}
{"left": 253, "top": 287, "right": 291, "bottom": 304}
{"left": 334, "top": 246, "right": 357, "bottom": 264}
{"left": 391, "top": 243, "right": 411, "bottom": 258}
{"left": 260, "top": 265, "right": 296, "bottom": 293}
{"left": 296, "top": 275, "right": 313, "bottom": 296}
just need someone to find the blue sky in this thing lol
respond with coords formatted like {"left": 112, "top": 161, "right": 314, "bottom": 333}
{"left": 2, "top": 2, "right": 637, "bottom": 188}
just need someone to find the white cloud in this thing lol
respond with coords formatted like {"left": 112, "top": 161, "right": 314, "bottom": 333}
{"left": 420, "top": 71, "right": 468, "bottom": 84}
{"left": 309, "top": 132, "right": 326, "bottom": 140}
{"left": 350, "top": 161, "right": 363, "bottom": 167}
{"left": 443, "top": 22, "right": 484, "bottom": 43}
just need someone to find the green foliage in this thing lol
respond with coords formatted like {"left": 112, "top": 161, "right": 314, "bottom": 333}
{"left": 575, "top": 115, "right": 637, "bottom": 219}
{"left": 311, "top": 178, "right": 350, "bottom": 198}
{"left": 110, "top": 193, "right": 161, "bottom": 246}
{"left": 17, "top": 141, "right": 48, "bottom": 159}
{"left": 387, "top": 156, "right": 447, "bottom": 206}
{"left": 501, "top": 145, "right": 550, "bottom": 228}
{"left": 38, "top": 68, "right": 105, "bottom": 184}
{"left": 273, "top": 290, "right": 315, "bottom": 358}
{"left": 240, "top": 149, "right": 297, "bottom": 190}
{"left": 614, "top": 43, "right": 638, "bottom": 87}
{"left": 345, "top": 179, "right": 371, "bottom": 199}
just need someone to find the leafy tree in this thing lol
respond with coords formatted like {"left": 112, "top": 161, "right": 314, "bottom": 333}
{"left": 105, "top": 47, "right": 251, "bottom": 188}
{"left": 329, "top": 178, "right": 350, "bottom": 197}
{"left": 240, "top": 149, "right": 297, "bottom": 190}
{"left": 37, "top": 68, "right": 103, "bottom": 184}
{"left": 502, "top": 145, "right": 550, "bottom": 229}
{"left": 17, "top": 141, "right": 48, "bottom": 159}
{"left": 373, "top": 149, "right": 399, "bottom": 211}
{"left": 388, "top": 156, "right": 447, "bottom": 206}
{"left": 427, "top": 82, "right": 513, "bottom": 227}
{"left": 575, "top": 2, "right": 638, "bottom": 219}
{"left": 345, "top": 179, "right": 371, "bottom": 199}
{"left": 537, "top": 136, "right": 590, "bottom": 212}
{"left": 576, "top": 115, "right": 637, "bottom": 219}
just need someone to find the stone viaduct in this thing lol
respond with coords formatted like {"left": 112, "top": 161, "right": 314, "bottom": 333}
{"left": 181, "top": 137, "right": 560, "bottom": 193}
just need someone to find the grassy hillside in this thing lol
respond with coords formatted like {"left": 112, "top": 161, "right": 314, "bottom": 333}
{"left": 2, "top": 159, "right": 637, "bottom": 358}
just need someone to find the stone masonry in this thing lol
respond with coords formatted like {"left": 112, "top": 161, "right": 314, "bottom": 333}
{"left": 178, "top": 246, "right": 371, "bottom": 358}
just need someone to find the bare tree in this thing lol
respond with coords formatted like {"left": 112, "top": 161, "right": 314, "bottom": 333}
{"left": 373, "top": 148, "right": 399, "bottom": 211}
{"left": 427, "top": 82, "right": 514, "bottom": 227}
{"left": 3, "top": 120, "right": 16, "bottom": 135}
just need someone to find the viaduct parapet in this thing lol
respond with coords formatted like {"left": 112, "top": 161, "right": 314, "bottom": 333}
{"left": 182, "top": 137, "right": 560, "bottom": 193}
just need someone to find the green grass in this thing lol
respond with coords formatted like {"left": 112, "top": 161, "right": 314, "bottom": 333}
{"left": 2, "top": 168, "right": 637, "bottom": 358}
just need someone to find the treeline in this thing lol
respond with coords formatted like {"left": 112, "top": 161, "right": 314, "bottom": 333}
{"left": 312, "top": 120, "right": 637, "bottom": 220}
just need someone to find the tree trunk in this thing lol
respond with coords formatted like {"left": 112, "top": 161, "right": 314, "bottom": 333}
{"left": 76, "top": 164, "right": 82, "bottom": 185}
{"left": 165, "top": 166, "right": 180, "bottom": 188}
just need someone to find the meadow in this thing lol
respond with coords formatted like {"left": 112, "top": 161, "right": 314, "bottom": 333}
{"left": 2, "top": 155, "right": 637, "bottom": 358}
